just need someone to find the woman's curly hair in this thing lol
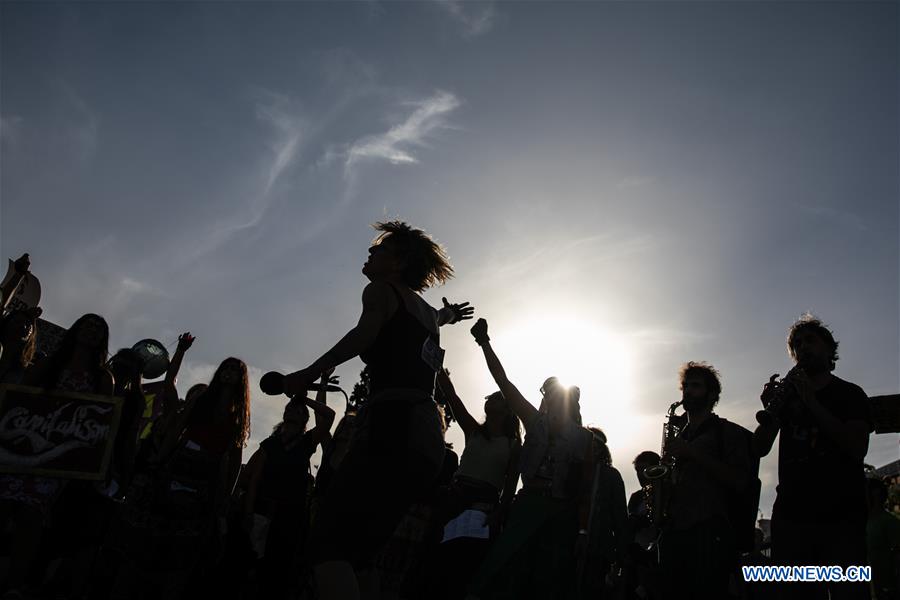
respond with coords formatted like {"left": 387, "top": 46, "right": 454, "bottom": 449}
{"left": 372, "top": 221, "right": 454, "bottom": 292}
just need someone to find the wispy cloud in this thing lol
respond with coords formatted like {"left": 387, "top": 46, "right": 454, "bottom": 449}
{"left": 255, "top": 92, "right": 305, "bottom": 196}
{"left": 344, "top": 90, "right": 461, "bottom": 172}
{"left": 435, "top": 0, "right": 497, "bottom": 38}
{"left": 177, "top": 92, "right": 306, "bottom": 264}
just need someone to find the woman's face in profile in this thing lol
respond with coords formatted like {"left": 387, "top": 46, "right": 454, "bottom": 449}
{"left": 362, "top": 241, "right": 402, "bottom": 281}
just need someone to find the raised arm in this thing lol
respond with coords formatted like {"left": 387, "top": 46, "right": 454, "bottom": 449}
{"left": 436, "top": 368, "right": 479, "bottom": 437}
{"left": 470, "top": 318, "right": 539, "bottom": 427}
{"left": 305, "top": 371, "right": 337, "bottom": 447}
{"left": 752, "top": 374, "right": 781, "bottom": 457}
{"left": 283, "top": 282, "right": 393, "bottom": 396}
{"left": 156, "top": 332, "right": 195, "bottom": 421}
{"left": 164, "top": 332, "right": 194, "bottom": 391}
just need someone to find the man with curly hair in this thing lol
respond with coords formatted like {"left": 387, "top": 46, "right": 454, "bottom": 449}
{"left": 659, "top": 361, "right": 756, "bottom": 600}
{"left": 753, "top": 316, "right": 873, "bottom": 600}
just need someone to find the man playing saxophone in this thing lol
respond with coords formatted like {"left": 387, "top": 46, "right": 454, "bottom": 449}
{"left": 658, "top": 362, "right": 755, "bottom": 600}
{"left": 753, "top": 316, "right": 873, "bottom": 600}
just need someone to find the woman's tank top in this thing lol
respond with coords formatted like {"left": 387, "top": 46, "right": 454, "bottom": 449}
{"left": 456, "top": 432, "right": 513, "bottom": 491}
{"left": 360, "top": 284, "right": 436, "bottom": 396}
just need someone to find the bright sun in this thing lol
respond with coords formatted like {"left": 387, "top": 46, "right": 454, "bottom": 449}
{"left": 489, "top": 314, "right": 636, "bottom": 436}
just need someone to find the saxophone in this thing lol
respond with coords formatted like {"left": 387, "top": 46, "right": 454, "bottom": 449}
{"left": 642, "top": 400, "right": 686, "bottom": 528}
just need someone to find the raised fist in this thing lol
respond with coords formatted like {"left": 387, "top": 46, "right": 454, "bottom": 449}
{"left": 470, "top": 318, "right": 490, "bottom": 345}
{"left": 177, "top": 332, "right": 196, "bottom": 351}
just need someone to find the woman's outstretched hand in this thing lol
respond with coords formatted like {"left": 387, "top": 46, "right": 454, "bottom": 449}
{"left": 470, "top": 318, "right": 490, "bottom": 346}
{"left": 441, "top": 297, "right": 474, "bottom": 324}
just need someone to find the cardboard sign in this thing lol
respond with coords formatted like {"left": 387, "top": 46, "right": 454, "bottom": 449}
{"left": 0, "top": 384, "right": 122, "bottom": 480}
{"left": 1, "top": 259, "right": 41, "bottom": 312}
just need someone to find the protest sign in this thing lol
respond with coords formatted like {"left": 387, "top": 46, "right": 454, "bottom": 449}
{"left": 0, "top": 384, "right": 122, "bottom": 480}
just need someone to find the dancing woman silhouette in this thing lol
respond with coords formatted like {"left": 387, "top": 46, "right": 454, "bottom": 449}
{"left": 281, "top": 221, "right": 473, "bottom": 600}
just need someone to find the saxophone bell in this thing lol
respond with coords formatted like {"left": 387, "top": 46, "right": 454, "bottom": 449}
{"left": 643, "top": 463, "right": 670, "bottom": 480}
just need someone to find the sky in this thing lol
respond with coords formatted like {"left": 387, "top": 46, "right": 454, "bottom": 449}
{"left": 1, "top": 0, "right": 897, "bottom": 518}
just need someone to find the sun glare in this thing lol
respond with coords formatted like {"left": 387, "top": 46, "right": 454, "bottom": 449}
{"left": 492, "top": 314, "right": 636, "bottom": 437}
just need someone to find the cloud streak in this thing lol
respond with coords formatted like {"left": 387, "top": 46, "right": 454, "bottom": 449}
{"left": 344, "top": 90, "right": 461, "bottom": 172}
{"left": 175, "top": 92, "right": 306, "bottom": 265}
{"left": 435, "top": 0, "right": 497, "bottom": 38}
{"left": 256, "top": 95, "right": 305, "bottom": 196}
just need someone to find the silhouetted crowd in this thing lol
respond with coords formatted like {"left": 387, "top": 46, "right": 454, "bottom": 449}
{"left": 0, "top": 225, "right": 896, "bottom": 600}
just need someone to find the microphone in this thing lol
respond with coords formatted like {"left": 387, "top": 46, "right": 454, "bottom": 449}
{"left": 259, "top": 371, "right": 344, "bottom": 396}
{"left": 260, "top": 371, "right": 285, "bottom": 395}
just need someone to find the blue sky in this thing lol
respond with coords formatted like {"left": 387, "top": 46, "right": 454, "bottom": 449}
{"left": 2, "top": 1, "right": 897, "bottom": 517}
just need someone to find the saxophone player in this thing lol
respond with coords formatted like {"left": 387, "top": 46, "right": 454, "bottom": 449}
{"left": 753, "top": 316, "right": 873, "bottom": 600}
{"left": 659, "top": 362, "right": 755, "bottom": 600}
